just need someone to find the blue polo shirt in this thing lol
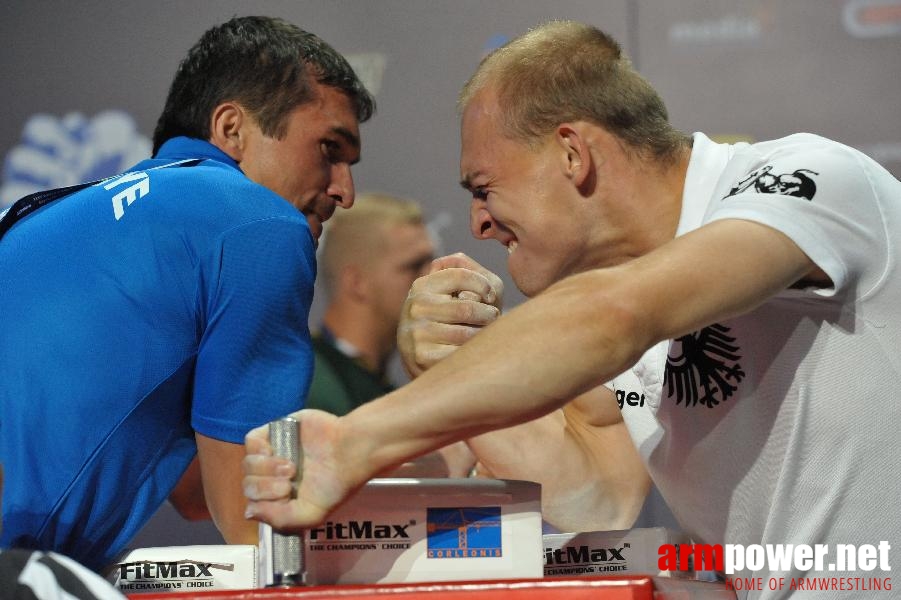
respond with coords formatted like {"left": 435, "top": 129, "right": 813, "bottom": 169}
{"left": 0, "top": 137, "right": 314, "bottom": 570}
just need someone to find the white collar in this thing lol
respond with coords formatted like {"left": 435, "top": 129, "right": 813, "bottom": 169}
{"left": 677, "top": 132, "right": 744, "bottom": 236}
{"left": 333, "top": 336, "right": 362, "bottom": 359}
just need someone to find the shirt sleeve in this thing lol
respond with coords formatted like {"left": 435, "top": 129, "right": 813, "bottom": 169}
{"left": 191, "top": 216, "right": 315, "bottom": 443}
{"left": 705, "top": 138, "right": 889, "bottom": 298}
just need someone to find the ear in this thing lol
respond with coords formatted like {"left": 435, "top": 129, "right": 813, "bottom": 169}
{"left": 556, "top": 123, "right": 595, "bottom": 193}
{"left": 340, "top": 264, "right": 371, "bottom": 303}
{"left": 208, "top": 102, "right": 246, "bottom": 162}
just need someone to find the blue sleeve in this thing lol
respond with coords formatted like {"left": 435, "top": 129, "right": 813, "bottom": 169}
{"left": 191, "top": 216, "right": 315, "bottom": 443}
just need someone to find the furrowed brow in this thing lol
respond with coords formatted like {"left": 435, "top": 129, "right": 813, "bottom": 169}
{"left": 332, "top": 126, "right": 362, "bottom": 164}
{"left": 459, "top": 173, "right": 477, "bottom": 191}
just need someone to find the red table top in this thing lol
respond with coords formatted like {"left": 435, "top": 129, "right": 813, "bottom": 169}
{"left": 128, "top": 575, "right": 734, "bottom": 600}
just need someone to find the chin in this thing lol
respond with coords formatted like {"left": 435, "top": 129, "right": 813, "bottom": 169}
{"left": 511, "top": 274, "right": 552, "bottom": 299}
{"left": 509, "top": 254, "right": 558, "bottom": 297}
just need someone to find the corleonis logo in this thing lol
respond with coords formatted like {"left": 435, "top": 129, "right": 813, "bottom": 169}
{"left": 426, "top": 507, "right": 502, "bottom": 558}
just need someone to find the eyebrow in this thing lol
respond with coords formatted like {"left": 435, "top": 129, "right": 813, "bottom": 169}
{"left": 331, "top": 126, "right": 362, "bottom": 164}
{"left": 459, "top": 172, "right": 479, "bottom": 191}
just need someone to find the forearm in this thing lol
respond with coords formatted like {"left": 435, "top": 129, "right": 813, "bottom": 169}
{"left": 215, "top": 512, "right": 260, "bottom": 546}
{"left": 382, "top": 442, "right": 475, "bottom": 479}
{"left": 243, "top": 221, "right": 823, "bottom": 532}
{"left": 345, "top": 271, "right": 649, "bottom": 479}
{"left": 467, "top": 400, "right": 649, "bottom": 532}
{"left": 197, "top": 434, "right": 261, "bottom": 545}
{"left": 536, "top": 414, "right": 650, "bottom": 532}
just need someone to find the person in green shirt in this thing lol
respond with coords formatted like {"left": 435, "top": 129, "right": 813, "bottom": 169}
{"left": 307, "top": 193, "right": 435, "bottom": 416}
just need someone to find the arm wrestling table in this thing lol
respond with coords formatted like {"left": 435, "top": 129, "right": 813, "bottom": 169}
{"left": 122, "top": 419, "right": 733, "bottom": 599}
{"left": 128, "top": 575, "right": 735, "bottom": 600}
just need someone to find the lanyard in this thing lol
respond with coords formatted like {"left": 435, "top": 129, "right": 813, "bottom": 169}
{"left": 0, "top": 158, "right": 204, "bottom": 241}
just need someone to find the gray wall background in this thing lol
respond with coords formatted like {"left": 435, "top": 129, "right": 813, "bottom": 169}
{"left": 3, "top": 0, "right": 900, "bottom": 547}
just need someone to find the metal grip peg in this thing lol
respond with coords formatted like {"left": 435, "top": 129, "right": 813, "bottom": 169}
{"left": 267, "top": 416, "right": 305, "bottom": 586}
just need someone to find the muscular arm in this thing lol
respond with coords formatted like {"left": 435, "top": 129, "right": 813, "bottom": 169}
{"left": 469, "top": 384, "right": 650, "bottom": 533}
{"left": 196, "top": 433, "right": 258, "bottom": 545}
{"left": 168, "top": 458, "right": 211, "bottom": 521}
{"left": 350, "top": 220, "right": 816, "bottom": 468}
{"left": 396, "top": 253, "right": 647, "bottom": 529}
{"left": 245, "top": 219, "right": 818, "bottom": 529}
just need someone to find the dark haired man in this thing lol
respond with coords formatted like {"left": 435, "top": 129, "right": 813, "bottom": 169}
{"left": 0, "top": 15, "right": 373, "bottom": 571}
{"left": 244, "top": 21, "right": 900, "bottom": 597}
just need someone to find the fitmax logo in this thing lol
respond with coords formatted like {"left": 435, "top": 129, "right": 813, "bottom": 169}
{"left": 308, "top": 520, "right": 412, "bottom": 541}
{"left": 118, "top": 561, "right": 215, "bottom": 580}
{"left": 545, "top": 545, "right": 629, "bottom": 565}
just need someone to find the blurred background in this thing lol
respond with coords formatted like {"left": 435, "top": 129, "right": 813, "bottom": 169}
{"left": 3, "top": 0, "right": 899, "bottom": 547}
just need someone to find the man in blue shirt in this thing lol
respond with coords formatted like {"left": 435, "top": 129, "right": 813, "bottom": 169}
{"left": 0, "top": 15, "right": 374, "bottom": 571}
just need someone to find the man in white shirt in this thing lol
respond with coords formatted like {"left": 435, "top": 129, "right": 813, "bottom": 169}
{"left": 243, "top": 21, "right": 900, "bottom": 598}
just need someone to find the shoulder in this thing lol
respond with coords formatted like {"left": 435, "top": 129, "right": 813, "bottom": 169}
{"left": 740, "top": 133, "right": 882, "bottom": 179}
{"left": 128, "top": 149, "right": 299, "bottom": 222}
{"left": 720, "top": 133, "right": 887, "bottom": 204}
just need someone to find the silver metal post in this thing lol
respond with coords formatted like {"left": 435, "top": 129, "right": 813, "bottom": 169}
{"left": 267, "top": 416, "right": 304, "bottom": 587}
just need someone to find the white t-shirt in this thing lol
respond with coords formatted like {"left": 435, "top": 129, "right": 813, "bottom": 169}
{"left": 617, "top": 132, "right": 901, "bottom": 598}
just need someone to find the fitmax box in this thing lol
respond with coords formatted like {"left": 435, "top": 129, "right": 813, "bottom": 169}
{"left": 543, "top": 527, "right": 695, "bottom": 579}
{"left": 108, "top": 544, "right": 258, "bottom": 593}
{"left": 259, "top": 478, "right": 543, "bottom": 586}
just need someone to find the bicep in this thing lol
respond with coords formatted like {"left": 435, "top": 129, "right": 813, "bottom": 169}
{"left": 619, "top": 218, "right": 819, "bottom": 344}
{"left": 566, "top": 383, "right": 623, "bottom": 428}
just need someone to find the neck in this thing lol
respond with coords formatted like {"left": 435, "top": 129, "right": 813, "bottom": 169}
{"left": 609, "top": 145, "right": 692, "bottom": 261}
{"left": 643, "top": 145, "right": 692, "bottom": 249}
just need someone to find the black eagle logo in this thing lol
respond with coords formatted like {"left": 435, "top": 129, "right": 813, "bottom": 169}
{"left": 665, "top": 324, "right": 745, "bottom": 408}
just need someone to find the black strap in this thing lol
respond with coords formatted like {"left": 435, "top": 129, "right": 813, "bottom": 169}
{"left": 0, "top": 158, "right": 204, "bottom": 241}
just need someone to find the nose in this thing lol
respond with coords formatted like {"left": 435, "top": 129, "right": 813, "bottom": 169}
{"left": 470, "top": 201, "right": 497, "bottom": 240}
{"left": 329, "top": 163, "right": 355, "bottom": 209}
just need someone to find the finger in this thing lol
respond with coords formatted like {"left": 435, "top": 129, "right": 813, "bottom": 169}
{"left": 401, "top": 324, "right": 486, "bottom": 366}
{"left": 245, "top": 434, "right": 272, "bottom": 457}
{"left": 429, "top": 254, "right": 503, "bottom": 307}
{"left": 412, "top": 344, "right": 457, "bottom": 369}
{"left": 242, "top": 453, "right": 296, "bottom": 477}
{"left": 407, "top": 293, "right": 500, "bottom": 326}
{"left": 412, "top": 268, "right": 497, "bottom": 305}
{"left": 244, "top": 499, "right": 325, "bottom": 533}
{"left": 428, "top": 252, "right": 483, "bottom": 273}
{"left": 245, "top": 422, "right": 270, "bottom": 443}
{"left": 410, "top": 322, "right": 486, "bottom": 347}
{"left": 242, "top": 474, "right": 294, "bottom": 501}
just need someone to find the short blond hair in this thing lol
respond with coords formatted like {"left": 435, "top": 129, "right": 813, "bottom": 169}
{"left": 459, "top": 21, "right": 689, "bottom": 162}
{"left": 319, "top": 193, "right": 424, "bottom": 297}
